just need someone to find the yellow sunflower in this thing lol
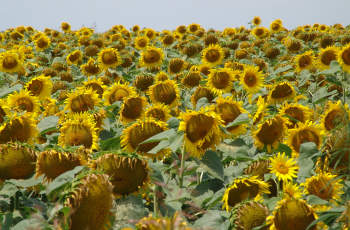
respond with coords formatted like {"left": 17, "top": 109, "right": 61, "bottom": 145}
{"left": 206, "top": 68, "right": 235, "bottom": 95}
{"left": 119, "top": 96, "right": 148, "bottom": 124}
{"left": 63, "top": 88, "right": 101, "bottom": 113}
{"left": 212, "top": 96, "right": 248, "bottom": 137}
{"left": 139, "top": 45, "right": 164, "bottom": 68}
{"left": 0, "top": 50, "right": 23, "bottom": 73}
{"left": 120, "top": 117, "right": 171, "bottom": 160}
{"left": 253, "top": 96, "right": 269, "bottom": 124}
{"left": 320, "top": 100, "right": 349, "bottom": 132}
{"left": 134, "top": 36, "right": 150, "bottom": 50}
{"left": 80, "top": 58, "right": 101, "bottom": 76}
{"left": 190, "top": 86, "right": 215, "bottom": 108}
{"left": 154, "top": 71, "right": 169, "bottom": 82}
{"left": 168, "top": 58, "right": 185, "bottom": 75}
{"left": 270, "top": 21, "right": 283, "bottom": 33}
{"left": 0, "top": 112, "right": 38, "bottom": 145}
{"left": 7, "top": 89, "right": 41, "bottom": 114}
{"left": 136, "top": 212, "right": 188, "bottom": 230}
{"left": 58, "top": 112, "right": 99, "bottom": 150}
{"left": 285, "top": 121, "right": 324, "bottom": 158}
{"left": 187, "top": 23, "right": 201, "bottom": 33}
{"left": 35, "top": 35, "right": 51, "bottom": 51}
{"left": 253, "top": 115, "right": 287, "bottom": 153}
{"left": 338, "top": 43, "right": 350, "bottom": 72}
{"left": 97, "top": 47, "right": 121, "bottom": 69}
{"left": 78, "top": 77, "right": 107, "bottom": 99}
{"left": 132, "top": 24, "right": 140, "bottom": 33}
{"left": 316, "top": 46, "right": 339, "bottom": 71}
{"left": 285, "top": 39, "right": 303, "bottom": 53}
{"left": 301, "top": 172, "right": 344, "bottom": 205}
{"left": 61, "top": 22, "right": 71, "bottom": 32}
{"left": 283, "top": 181, "right": 303, "bottom": 200}
{"left": 240, "top": 65, "right": 264, "bottom": 94}
{"left": 294, "top": 50, "right": 315, "bottom": 72}
{"left": 252, "top": 27, "right": 267, "bottom": 38}
{"left": 102, "top": 82, "right": 137, "bottom": 106}
{"left": 279, "top": 102, "right": 313, "bottom": 128}
{"left": 267, "top": 82, "right": 296, "bottom": 104}
{"left": 201, "top": 44, "right": 225, "bottom": 67}
{"left": 25, "top": 75, "right": 53, "bottom": 102}
{"left": 0, "top": 99, "right": 10, "bottom": 124}
{"left": 178, "top": 107, "right": 223, "bottom": 158}
{"left": 148, "top": 80, "right": 180, "bottom": 109}
{"left": 181, "top": 71, "right": 202, "bottom": 89}
{"left": 269, "top": 152, "right": 298, "bottom": 182}
{"left": 222, "top": 176, "right": 270, "bottom": 211}
{"left": 253, "top": 16, "right": 262, "bottom": 26}
{"left": 66, "top": 50, "right": 83, "bottom": 66}
{"left": 133, "top": 74, "right": 154, "bottom": 92}
{"left": 145, "top": 103, "right": 172, "bottom": 122}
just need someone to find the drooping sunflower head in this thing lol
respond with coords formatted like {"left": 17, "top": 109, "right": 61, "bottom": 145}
{"left": 239, "top": 65, "right": 264, "bottom": 94}
{"left": 97, "top": 47, "right": 121, "bottom": 69}
{"left": 7, "top": 89, "right": 42, "bottom": 114}
{"left": 319, "top": 35, "right": 334, "bottom": 49}
{"left": 338, "top": 43, "right": 350, "bottom": 73}
{"left": 267, "top": 82, "right": 296, "bottom": 104}
{"left": 179, "top": 107, "right": 223, "bottom": 158}
{"left": 279, "top": 102, "right": 312, "bottom": 128}
{"left": 80, "top": 58, "right": 101, "bottom": 76}
{"left": 144, "top": 103, "right": 172, "bottom": 122}
{"left": 317, "top": 46, "right": 339, "bottom": 71}
{"left": 320, "top": 100, "right": 349, "bottom": 132}
{"left": 139, "top": 45, "right": 164, "bottom": 68}
{"left": 148, "top": 80, "right": 180, "bottom": 109}
{"left": 35, "top": 149, "right": 86, "bottom": 183}
{"left": 265, "top": 46, "right": 280, "bottom": 59}
{"left": 285, "top": 39, "right": 303, "bottom": 53}
{"left": 134, "top": 36, "right": 150, "bottom": 50}
{"left": 66, "top": 50, "right": 83, "bottom": 66}
{"left": 222, "top": 175, "right": 271, "bottom": 211}
{"left": 119, "top": 95, "right": 148, "bottom": 124}
{"left": 176, "top": 25, "right": 187, "bottom": 34}
{"left": 207, "top": 68, "right": 235, "bottom": 95}
{"left": 79, "top": 76, "right": 107, "bottom": 99}
{"left": 64, "top": 88, "right": 101, "bottom": 113}
{"left": 0, "top": 50, "right": 23, "bottom": 73}
{"left": 266, "top": 199, "right": 317, "bottom": 230}
{"left": 181, "top": 71, "right": 202, "bottom": 89}
{"left": 0, "top": 143, "right": 37, "bottom": 185}
{"left": 168, "top": 57, "right": 185, "bottom": 74}
{"left": 269, "top": 152, "right": 298, "bottom": 182}
{"left": 161, "top": 34, "right": 175, "bottom": 47}
{"left": 58, "top": 112, "right": 99, "bottom": 150}
{"left": 190, "top": 86, "right": 215, "bottom": 108}
{"left": 121, "top": 117, "right": 171, "bottom": 160}
{"left": 294, "top": 50, "right": 315, "bottom": 72}
{"left": 253, "top": 115, "right": 287, "bottom": 153}
{"left": 25, "top": 75, "right": 53, "bottom": 102}
{"left": 201, "top": 44, "right": 225, "bottom": 67}
{"left": 203, "top": 34, "right": 219, "bottom": 46}
{"left": 133, "top": 74, "right": 155, "bottom": 92}
{"left": 103, "top": 81, "right": 137, "bottom": 106}
{"left": 154, "top": 71, "right": 169, "bottom": 83}
{"left": 0, "top": 112, "right": 38, "bottom": 145}
{"left": 132, "top": 24, "right": 140, "bottom": 33}
{"left": 93, "top": 153, "right": 151, "bottom": 198}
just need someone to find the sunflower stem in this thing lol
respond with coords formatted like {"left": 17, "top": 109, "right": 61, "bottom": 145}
{"left": 197, "top": 172, "right": 200, "bottom": 185}
{"left": 240, "top": 88, "right": 244, "bottom": 102}
{"left": 14, "top": 191, "right": 20, "bottom": 210}
{"left": 153, "top": 185, "right": 158, "bottom": 213}
{"left": 179, "top": 145, "right": 186, "bottom": 188}
{"left": 276, "top": 179, "right": 280, "bottom": 198}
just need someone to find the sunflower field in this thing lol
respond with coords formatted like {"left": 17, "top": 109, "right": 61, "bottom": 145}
{"left": 0, "top": 18, "right": 350, "bottom": 230}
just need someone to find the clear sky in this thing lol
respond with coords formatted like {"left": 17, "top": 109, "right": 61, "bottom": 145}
{"left": 1, "top": 0, "right": 349, "bottom": 32}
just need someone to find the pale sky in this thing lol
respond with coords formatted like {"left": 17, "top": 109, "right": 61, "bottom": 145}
{"left": 1, "top": 0, "right": 349, "bottom": 32}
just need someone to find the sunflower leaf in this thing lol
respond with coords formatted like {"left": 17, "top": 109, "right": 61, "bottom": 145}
{"left": 0, "top": 183, "right": 19, "bottom": 198}
{"left": 197, "top": 150, "right": 224, "bottom": 181}
{"left": 193, "top": 210, "right": 225, "bottom": 228}
{"left": 312, "top": 88, "right": 338, "bottom": 104}
{"left": 139, "top": 129, "right": 176, "bottom": 144}
{"left": 307, "top": 195, "right": 328, "bottom": 205}
{"left": 277, "top": 143, "right": 292, "bottom": 158}
{"left": 37, "top": 115, "right": 59, "bottom": 135}
{"left": 100, "top": 136, "right": 121, "bottom": 151}
{"left": 0, "top": 84, "right": 22, "bottom": 98}
{"left": 274, "top": 65, "right": 292, "bottom": 74}
{"left": 148, "top": 140, "right": 170, "bottom": 154}
{"left": 226, "top": 113, "right": 249, "bottom": 128}
{"left": 196, "top": 97, "right": 210, "bottom": 110}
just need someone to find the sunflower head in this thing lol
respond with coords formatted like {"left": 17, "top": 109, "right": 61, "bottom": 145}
{"left": 136, "top": 212, "right": 188, "bottom": 230}
{"left": 320, "top": 100, "right": 349, "bottom": 132}
{"left": 134, "top": 36, "right": 150, "bottom": 50}
{"left": 154, "top": 71, "right": 169, "bottom": 83}
{"left": 145, "top": 103, "right": 172, "bottom": 122}
{"left": 119, "top": 96, "right": 148, "bottom": 124}
{"left": 294, "top": 50, "right": 315, "bottom": 72}
{"left": 319, "top": 35, "right": 334, "bottom": 49}
{"left": 25, "top": 75, "right": 53, "bottom": 102}
{"left": 268, "top": 82, "right": 296, "bottom": 104}
{"left": 181, "top": 71, "right": 202, "bottom": 89}
{"left": 269, "top": 152, "right": 298, "bottom": 182}
{"left": 252, "top": 27, "right": 267, "bottom": 38}
{"left": 97, "top": 47, "right": 121, "bottom": 69}
{"left": 201, "top": 44, "right": 225, "bottom": 67}
{"left": 285, "top": 39, "right": 303, "bottom": 53}
{"left": 148, "top": 80, "right": 180, "bottom": 109}
{"left": 80, "top": 58, "right": 101, "bottom": 76}
{"left": 240, "top": 65, "right": 264, "bottom": 94}
{"left": 103, "top": 82, "right": 137, "bottom": 105}
{"left": 79, "top": 76, "right": 107, "bottom": 99}
{"left": 0, "top": 50, "right": 23, "bottom": 73}
{"left": 7, "top": 89, "right": 42, "bottom": 114}
{"left": 338, "top": 43, "right": 350, "bottom": 72}
{"left": 139, "top": 45, "right": 164, "bottom": 68}
{"left": 35, "top": 35, "right": 51, "bottom": 51}
{"left": 270, "top": 21, "right": 283, "bottom": 33}
{"left": 168, "top": 58, "right": 185, "bottom": 74}
{"left": 61, "top": 22, "right": 71, "bottom": 32}
{"left": 64, "top": 88, "right": 101, "bottom": 113}
{"left": 279, "top": 102, "right": 312, "bottom": 128}
{"left": 207, "top": 68, "right": 235, "bottom": 95}
{"left": 190, "top": 86, "right": 215, "bottom": 108}
{"left": 317, "top": 46, "right": 339, "bottom": 70}
{"left": 133, "top": 74, "right": 154, "bottom": 92}
{"left": 66, "top": 50, "right": 83, "bottom": 66}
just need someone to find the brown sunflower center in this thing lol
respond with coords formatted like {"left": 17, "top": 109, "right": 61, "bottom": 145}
{"left": 183, "top": 72, "right": 201, "bottom": 88}
{"left": 37, "top": 38, "right": 48, "bottom": 48}
{"left": 292, "top": 129, "right": 320, "bottom": 154}
{"left": 216, "top": 102, "right": 241, "bottom": 131}
{"left": 110, "top": 88, "right": 129, "bottom": 103}
{"left": 186, "top": 114, "right": 214, "bottom": 143}
{"left": 341, "top": 48, "right": 350, "bottom": 65}
{"left": 271, "top": 84, "right": 293, "bottom": 99}
{"left": 84, "top": 64, "right": 100, "bottom": 75}
{"left": 134, "top": 75, "right": 154, "bottom": 91}
{"left": 143, "top": 50, "right": 160, "bottom": 64}
{"left": 3, "top": 56, "right": 18, "bottom": 69}
{"left": 201, "top": 67, "right": 211, "bottom": 76}
{"left": 321, "top": 50, "right": 337, "bottom": 66}
{"left": 198, "top": 133, "right": 216, "bottom": 150}
{"left": 148, "top": 108, "right": 165, "bottom": 121}
{"left": 213, "top": 71, "right": 230, "bottom": 89}
{"left": 178, "top": 26, "right": 186, "bottom": 33}
{"left": 27, "top": 80, "right": 43, "bottom": 95}
{"left": 102, "top": 51, "right": 118, "bottom": 65}
{"left": 227, "top": 180, "right": 259, "bottom": 207}
{"left": 0, "top": 107, "right": 6, "bottom": 123}
{"left": 138, "top": 39, "right": 147, "bottom": 47}
{"left": 86, "top": 83, "right": 103, "bottom": 98}
{"left": 256, "top": 118, "right": 283, "bottom": 145}
{"left": 193, "top": 87, "right": 214, "bottom": 104}
{"left": 244, "top": 74, "right": 257, "bottom": 87}
{"left": 129, "top": 122, "right": 164, "bottom": 152}
{"left": 122, "top": 98, "right": 143, "bottom": 120}
{"left": 163, "top": 35, "right": 174, "bottom": 45}
{"left": 272, "top": 23, "right": 281, "bottom": 31}
{"left": 299, "top": 55, "right": 312, "bottom": 68}
{"left": 69, "top": 52, "right": 81, "bottom": 63}
{"left": 62, "top": 24, "right": 69, "bottom": 30}
{"left": 284, "top": 107, "right": 304, "bottom": 128}
{"left": 206, "top": 49, "right": 220, "bottom": 62}
{"left": 64, "top": 124, "right": 93, "bottom": 148}
{"left": 71, "top": 94, "right": 95, "bottom": 113}
{"left": 307, "top": 178, "right": 333, "bottom": 200}
{"left": 17, "top": 98, "right": 34, "bottom": 112}
{"left": 324, "top": 110, "right": 346, "bottom": 131}
{"left": 153, "top": 83, "right": 176, "bottom": 105}
{"left": 0, "top": 118, "right": 31, "bottom": 144}
{"left": 255, "top": 28, "right": 265, "bottom": 36}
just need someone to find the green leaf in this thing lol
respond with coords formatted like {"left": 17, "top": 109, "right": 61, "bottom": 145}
{"left": 197, "top": 150, "right": 224, "bottom": 181}
{"left": 193, "top": 210, "right": 224, "bottom": 228}
{"left": 0, "top": 84, "right": 22, "bottom": 98}
{"left": 233, "top": 81, "right": 243, "bottom": 92}
{"left": 0, "top": 183, "right": 19, "bottom": 197}
{"left": 139, "top": 129, "right": 176, "bottom": 144}
{"left": 226, "top": 113, "right": 249, "bottom": 128}
{"left": 206, "top": 187, "right": 225, "bottom": 209}
{"left": 6, "top": 175, "right": 43, "bottom": 188}
{"left": 167, "top": 117, "right": 180, "bottom": 129}
{"left": 265, "top": 197, "right": 279, "bottom": 211}
{"left": 239, "top": 59, "right": 255, "bottom": 66}
{"left": 196, "top": 97, "right": 210, "bottom": 110}
{"left": 274, "top": 65, "right": 292, "bottom": 74}
{"left": 298, "top": 157, "right": 314, "bottom": 179}
{"left": 37, "top": 116, "right": 59, "bottom": 135}
{"left": 277, "top": 143, "right": 292, "bottom": 158}
{"left": 168, "top": 131, "right": 184, "bottom": 152}
{"left": 299, "top": 142, "right": 319, "bottom": 161}
{"left": 100, "top": 136, "right": 120, "bottom": 151}
{"left": 148, "top": 140, "right": 170, "bottom": 154}
{"left": 298, "top": 70, "right": 311, "bottom": 87}
{"left": 307, "top": 195, "right": 328, "bottom": 205}
{"left": 0, "top": 212, "right": 13, "bottom": 230}
{"left": 312, "top": 87, "right": 338, "bottom": 104}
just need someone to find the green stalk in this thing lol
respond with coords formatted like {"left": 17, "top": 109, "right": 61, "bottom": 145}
{"left": 14, "top": 191, "right": 20, "bottom": 210}
{"left": 197, "top": 172, "right": 200, "bottom": 185}
{"left": 179, "top": 145, "right": 186, "bottom": 188}
{"left": 276, "top": 180, "right": 280, "bottom": 199}
{"left": 153, "top": 185, "right": 157, "bottom": 213}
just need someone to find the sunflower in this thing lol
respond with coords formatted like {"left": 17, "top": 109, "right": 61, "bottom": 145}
{"left": 78, "top": 76, "right": 107, "bottom": 98}
{"left": 266, "top": 199, "right": 317, "bottom": 230}
{"left": 148, "top": 80, "right": 180, "bottom": 109}
{"left": 168, "top": 58, "right": 185, "bottom": 74}
{"left": 119, "top": 95, "right": 148, "bottom": 124}
{"left": 0, "top": 112, "right": 38, "bottom": 145}
{"left": 144, "top": 28, "right": 157, "bottom": 40}
{"left": 7, "top": 89, "right": 41, "bottom": 114}
{"left": 240, "top": 65, "right": 264, "bottom": 94}
{"left": 253, "top": 96, "right": 269, "bottom": 125}
{"left": 80, "top": 58, "right": 101, "bottom": 76}
{"left": 134, "top": 36, "right": 150, "bottom": 50}
{"left": 283, "top": 181, "right": 303, "bottom": 200}
{"left": 279, "top": 102, "right": 312, "bottom": 128}
{"left": 35, "top": 35, "right": 51, "bottom": 51}
{"left": 301, "top": 172, "right": 344, "bottom": 205}
{"left": 64, "top": 173, "right": 114, "bottom": 230}
{"left": 136, "top": 212, "right": 188, "bottom": 230}
{"left": 85, "top": 45, "right": 99, "bottom": 57}
{"left": 25, "top": 75, "right": 53, "bottom": 102}
{"left": 161, "top": 34, "right": 175, "bottom": 47}
{"left": 267, "top": 82, "right": 296, "bottom": 104}
{"left": 252, "top": 16, "right": 262, "bottom": 26}
{"left": 103, "top": 82, "right": 137, "bottom": 106}
{"left": 42, "top": 98, "right": 60, "bottom": 117}
{"left": 61, "top": 22, "right": 71, "bottom": 32}
{"left": 133, "top": 75, "right": 154, "bottom": 92}
{"left": 66, "top": 50, "right": 83, "bottom": 66}
{"left": 145, "top": 103, "right": 172, "bottom": 122}
{"left": 320, "top": 100, "right": 349, "bottom": 132}
{"left": 316, "top": 46, "right": 339, "bottom": 71}
{"left": 58, "top": 112, "right": 99, "bottom": 150}
{"left": 212, "top": 96, "right": 248, "bottom": 137}
{"left": 97, "top": 47, "right": 121, "bottom": 69}
{"left": 176, "top": 25, "right": 187, "bottom": 34}
{"left": 222, "top": 176, "right": 270, "bottom": 211}
{"left": 132, "top": 24, "right": 140, "bottom": 33}
{"left": 294, "top": 50, "right": 315, "bottom": 72}
{"left": 196, "top": 63, "right": 212, "bottom": 76}
{"left": 201, "top": 44, "right": 225, "bottom": 67}
{"left": 253, "top": 115, "right": 287, "bottom": 153}
{"left": 139, "top": 45, "right": 164, "bottom": 68}
{"left": 285, "top": 121, "right": 324, "bottom": 158}
{"left": 252, "top": 27, "right": 267, "bottom": 38}
{"left": 35, "top": 149, "right": 86, "bottom": 183}
{"left": 269, "top": 152, "right": 298, "bottom": 182}
{"left": 121, "top": 117, "right": 171, "bottom": 160}
{"left": 285, "top": 39, "right": 303, "bottom": 53}
{"left": 181, "top": 71, "right": 202, "bottom": 89}
{"left": 0, "top": 99, "right": 10, "bottom": 124}
{"left": 207, "top": 68, "right": 235, "bottom": 95}
{"left": 0, "top": 50, "right": 23, "bottom": 73}
{"left": 338, "top": 43, "right": 350, "bottom": 72}
{"left": 10, "top": 31, "right": 24, "bottom": 41}
{"left": 154, "top": 71, "right": 169, "bottom": 82}
{"left": 270, "top": 21, "right": 283, "bottom": 33}
{"left": 93, "top": 153, "right": 151, "bottom": 198}
{"left": 64, "top": 88, "right": 101, "bottom": 113}
{"left": 187, "top": 23, "right": 201, "bottom": 33}
{"left": 190, "top": 86, "right": 215, "bottom": 107}
{"left": 178, "top": 107, "right": 223, "bottom": 158}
